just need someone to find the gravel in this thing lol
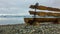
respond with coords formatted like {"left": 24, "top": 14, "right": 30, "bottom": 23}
{"left": 0, "top": 24, "right": 60, "bottom": 34}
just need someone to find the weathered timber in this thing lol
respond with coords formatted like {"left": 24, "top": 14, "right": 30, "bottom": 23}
{"left": 24, "top": 18, "right": 60, "bottom": 25}
{"left": 29, "top": 11, "right": 60, "bottom": 16}
{"left": 30, "top": 5, "right": 60, "bottom": 11}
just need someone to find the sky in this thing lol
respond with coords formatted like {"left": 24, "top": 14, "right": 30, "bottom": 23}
{"left": 0, "top": 0, "right": 60, "bottom": 15}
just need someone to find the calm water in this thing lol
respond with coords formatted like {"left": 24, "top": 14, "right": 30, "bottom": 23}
{"left": 0, "top": 17, "right": 25, "bottom": 25}
{"left": 0, "top": 15, "right": 33, "bottom": 25}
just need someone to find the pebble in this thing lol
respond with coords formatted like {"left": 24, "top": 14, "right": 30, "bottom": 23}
{"left": 0, "top": 24, "right": 60, "bottom": 34}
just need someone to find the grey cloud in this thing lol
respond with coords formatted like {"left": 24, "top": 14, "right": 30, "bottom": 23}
{"left": 0, "top": 0, "right": 60, "bottom": 15}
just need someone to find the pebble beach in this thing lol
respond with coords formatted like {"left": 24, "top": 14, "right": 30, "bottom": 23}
{"left": 0, "top": 24, "right": 60, "bottom": 34}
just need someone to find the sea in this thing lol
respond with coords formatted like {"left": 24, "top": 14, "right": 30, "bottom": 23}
{"left": 0, "top": 15, "right": 59, "bottom": 25}
{"left": 0, "top": 15, "right": 28, "bottom": 25}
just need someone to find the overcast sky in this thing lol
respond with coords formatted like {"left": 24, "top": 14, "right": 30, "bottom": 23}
{"left": 0, "top": 0, "right": 60, "bottom": 15}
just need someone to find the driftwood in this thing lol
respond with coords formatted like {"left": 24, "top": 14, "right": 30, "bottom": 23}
{"left": 30, "top": 5, "right": 60, "bottom": 12}
{"left": 24, "top": 18, "right": 60, "bottom": 25}
{"left": 29, "top": 11, "right": 60, "bottom": 16}
{"left": 24, "top": 3, "right": 60, "bottom": 25}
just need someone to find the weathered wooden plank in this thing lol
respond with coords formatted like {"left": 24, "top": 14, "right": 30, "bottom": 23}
{"left": 29, "top": 11, "right": 60, "bottom": 16}
{"left": 24, "top": 18, "right": 60, "bottom": 24}
{"left": 30, "top": 5, "right": 60, "bottom": 11}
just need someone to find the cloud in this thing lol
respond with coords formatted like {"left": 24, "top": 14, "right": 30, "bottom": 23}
{"left": 0, "top": 0, "right": 60, "bottom": 15}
